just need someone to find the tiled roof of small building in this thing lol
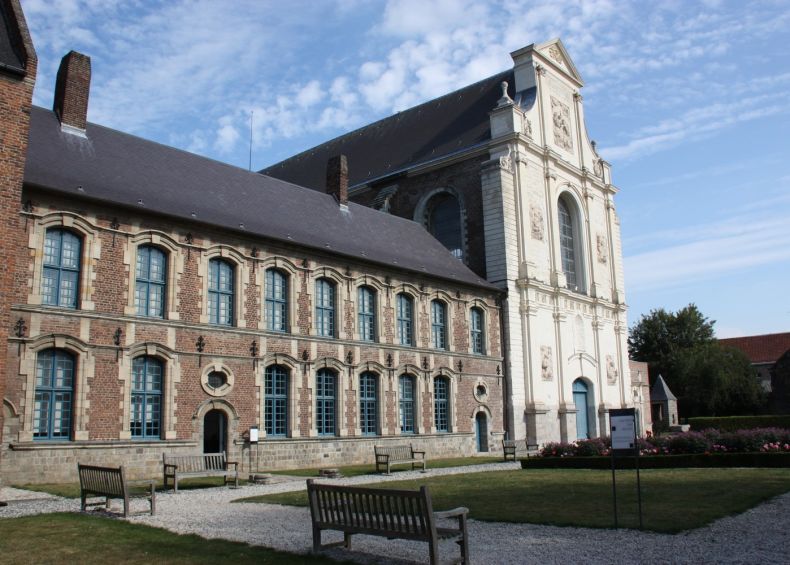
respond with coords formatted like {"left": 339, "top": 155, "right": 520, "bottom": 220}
{"left": 261, "top": 70, "right": 521, "bottom": 191}
{"left": 650, "top": 375, "right": 676, "bottom": 402}
{"left": 24, "top": 106, "right": 496, "bottom": 290}
{"left": 719, "top": 332, "right": 790, "bottom": 364}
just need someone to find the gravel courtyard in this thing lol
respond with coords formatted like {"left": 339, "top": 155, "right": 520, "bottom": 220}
{"left": 2, "top": 462, "right": 788, "bottom": 564}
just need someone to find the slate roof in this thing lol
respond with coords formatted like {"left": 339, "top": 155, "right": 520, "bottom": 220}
{"left": 650, "top": 375, "right": 677, "bottom": 402}
{"left": 719, "top": 332, "right": 790, "bottom": 364}
{"left": 0, "top": 0, "right": 26, "bottom": 75}
{"left": 24, "top": 106, "right": 495, "bottom": 290}
{"left": 261, "top": 70, "right": 530, "bottom": 191}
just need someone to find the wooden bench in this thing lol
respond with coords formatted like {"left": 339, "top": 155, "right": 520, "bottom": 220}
{"left": 77, "top": 463, "right": 155, "bottom": 517}
{"left": 374, "top": 444, "right": 426, "bottom": 474}
{"left": 162, "top": 452, "right": 239, "bottom": 492}
{"left": 307, "top": 479, "right": 469, "bottom": 565}
{"left": 502, "top": 439, "right": 540, "bottom": 461}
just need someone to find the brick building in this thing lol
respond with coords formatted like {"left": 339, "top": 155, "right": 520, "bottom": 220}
{"left": 0, "top": 0, "right": 504, "bottom": 484}
{"left": 265, "top": 40, "right": 636, "bottom": 443}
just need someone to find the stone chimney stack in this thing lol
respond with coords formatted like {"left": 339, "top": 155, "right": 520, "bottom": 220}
{"left": 53, "top": 50, "right": 91, "bottom": 133}
{"left": 326, "top": 154, "right": 348, "bottom": 206}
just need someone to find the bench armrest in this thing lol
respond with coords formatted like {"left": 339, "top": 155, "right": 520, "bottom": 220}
{"left": 412, "top": 450, "right": 426, "bottom": 458}
{"left": 164, "top": 463, "right": 178, "bottom": 471}
{"left": 434, "top": 506, "right": 468, "bottom": 519}
{"left": 225, "top": 461, "right": 238, "bottom": 470}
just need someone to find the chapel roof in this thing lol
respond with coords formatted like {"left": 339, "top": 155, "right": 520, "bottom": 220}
{"left": 650, "top": 375, "right": 677, "bottom": 402}
{"left": 24, "top": 106, "right": 495, "bottom": 290}
{"left": 719, "top": 332, "right": 790, "bottom": 365}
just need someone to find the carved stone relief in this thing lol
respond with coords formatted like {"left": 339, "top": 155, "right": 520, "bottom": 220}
{"left": 596, "top": 234, "right": 608, "bottom": 264}
{"left": 606, "top": 354, "right": 618, "bottom": 383}
{"left": 523, "top": 118, "right": 533, "bottom": 139}
{"left": 530, "top": 205, "right": 544, "bottom": 241}
{"left": 541, "top": 345, "right": 553, "bottom": 381}
{"left": 548, "top": 45, "right": 563, "bottom": 65}
{"left": 593, "top": 158, "right": 604, "bottom": 178}
{"left": 550, "top": 96, "right": 573, "bottom": 151}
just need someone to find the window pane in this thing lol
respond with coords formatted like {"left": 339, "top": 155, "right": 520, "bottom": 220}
{"left": 360, "top": 372, "right": 377, "bottom": 435}
{"left": 265, "top": 270, "right": 288, "bottom": 332}
{"left": 35, "top": 349, "right": 74, "bottom": 440}
{"left": 265, "top": 365, "right": 288, "bottom": 437}
{"left": 434, "top": 378, "right": 449, "bottom": 432}
{"left": 131, "top": 356, "right": 162, "bottom": 439}
{"left": 358, "top": 287, "right": 375, "bottom": 342}
{"left": 316, "top": 369, "right": 336, "bottom": 436}
{"left": 428, "top": 194, "right": 463, "bottom": 260}
{"left": 42, "top": 230, "right": 81, "bottom": 308}
{"left": 558, "top": 199, "right": 578, "bottom": 289}
{"left": 431, "top": 301, "right": 447, "bottom": 350}
{"left": 399, "top": 376, "right": 414, "bottom": 434}
{"left": 397, "top": 294, "right": 413, "bottom": 346}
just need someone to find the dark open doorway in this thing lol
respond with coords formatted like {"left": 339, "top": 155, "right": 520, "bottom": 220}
{"left": 203, "top": 409, "right": 226, "bottom": 453}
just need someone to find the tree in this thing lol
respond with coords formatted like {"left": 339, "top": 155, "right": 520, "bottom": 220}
{"left": 628, "top": 304, "right": 715, "bottom": 366}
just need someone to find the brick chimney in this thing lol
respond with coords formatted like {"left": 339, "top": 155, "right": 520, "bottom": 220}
{"left": 326, "top": 154, "right": 348, "bottom": 206}
{"left": 53, "top": 50, "right": 91, "bottom": 132}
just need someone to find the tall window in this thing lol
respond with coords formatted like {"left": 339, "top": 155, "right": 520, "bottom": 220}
{"left": 315, "top": 278, "right": 335, "bottom": 337}
{"left": 135, "top": 246, "right": 166, "bottom": 318}
{"left": 397, "top": 293, "right": 414, "bottom": 346}
{"left": 359, "top": 372, "right": 378, "bottom": 436}
{"left": 42, "top": 229, "right": 81, "bottom": 308}
{"left": 434, "top": 377, "right": 449, "bottom": 432}
{"left": 431, "top": 300, "right": 447, "bottom": 350}
{"left": 208, "top": 259, "right": 234, "bottom": 325}
{"left": 131, "top": 356, "right": 162, "bottom": 439}
{"left": 399, "top": 375, "right": 415, "bottom": 434}
{"left": 427, "top": 194, "right": 463, "bottom": 260}
{"left": 265, "top": 269, "right": 288, "bottom": 332}
{"left": 34, "top": 349, "right": 74, "bottom": 440}
{"left": 358, "top": 286, "right": 376, "bottom": 342}
{"left": 316, "top": 369, "right": 336, "bottom": 436}
{"left": 470, "top": 307, "right": 484, "bottom": 355}
{"left": 558, "top": 197, "right": 579, "bottom": 291}
{"left": 264, "top": 365, "right": 288, "bottom": 437}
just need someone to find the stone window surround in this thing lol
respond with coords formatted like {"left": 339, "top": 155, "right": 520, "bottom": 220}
{"left": 258, "top": 257, "right": 301, "bottom": 334}
{"left": 394, "top": 368, "right": 424, "bottom": 435}
{"left": 413, "top": 186, "right": 469, "bottom": 264}
{"left": 429, "top": 291, "right": 455, "bottom": 352}
{"left": 28, "top": 212, "right": 100, "bottom": 311}
{"left": 353, "top": 365, "right": 387, "bottom": 437}
{"left": 467, "top": 300, "right": 490, "bottom": 356}
{"left": 123, "top": 231, "right": 184, "bottom": 320}
{"left": 395, "top": 285, "right": 422, "bottom": 347}
{"left": 430, "top": 372, "right": 456, "bottom": 433}
{"left": 17, "top": 334, "right": 94, "bottom": 442}
{"left": 309, "top": 358, "right": 347, "bottom": 438}
{"left": 352, "top": 276, "right": 386, "bottom": 343}
{"left": 258, "top": 354, "right": 300, "bottom": 440}
{"left": 552, "top": 187, "right": 588, "bottom": 294}
{"left": 198, "top": 246, "right": 249, "bottom": 327}
{"left": 307, "top": 267, "right": 346, "bottom": 339}
{"left": 200, "top": 361, "right": 235, "bottom": 397}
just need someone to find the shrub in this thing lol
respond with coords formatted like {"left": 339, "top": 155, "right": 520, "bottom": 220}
{"left": 521, "top": 452, "right": 790, "bottom": 469}
{"left": 688, "top": 415, "right": 790, "bottom": 431}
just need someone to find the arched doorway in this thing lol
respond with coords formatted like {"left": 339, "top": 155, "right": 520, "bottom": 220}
{"left": 475, "top": 412, "right": 489, "bottom": 452}
{"left": 203, "top": 409, "right": 227, "bottom": 453}
{"left": 573, "top": 379, "right": 592, "bottom": 439}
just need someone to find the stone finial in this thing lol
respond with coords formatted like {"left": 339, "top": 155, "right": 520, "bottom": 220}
{"left": 497, "top": 81, "right": 513, "bottom": 107}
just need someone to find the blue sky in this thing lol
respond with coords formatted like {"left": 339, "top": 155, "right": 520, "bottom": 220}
{"left": 21, "top": 0, "right": 790, "bottom": 338}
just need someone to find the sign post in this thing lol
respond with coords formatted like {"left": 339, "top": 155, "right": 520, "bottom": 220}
{"left": 609, "top": 408, "right": 643, "bottom": 529}
{"left": 248, "top": 426, "right": 259, "bottom": 474}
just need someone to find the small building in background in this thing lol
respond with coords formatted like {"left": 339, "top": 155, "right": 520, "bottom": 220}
{"left": 719, "top": 332, "right": 790, "bottom": 393}
{"left": 650, "top": 375, "right": 679, "bottom": 432}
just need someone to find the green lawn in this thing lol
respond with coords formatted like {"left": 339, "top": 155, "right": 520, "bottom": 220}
{"left": 269, "top": 456, "right": 502, "bottom": 478}
{"left": 238, "top": 468, "right": 790, "bottom": 533}
{"left": 0, "top": 513, "right": 347, "bottom": 564}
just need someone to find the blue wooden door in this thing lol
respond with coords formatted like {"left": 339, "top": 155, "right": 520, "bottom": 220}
{"left": 573, "top": 380, "right": 589, "bottom": 439}
{"left": 475, "top": 413, "right": 488, "bottom": 452}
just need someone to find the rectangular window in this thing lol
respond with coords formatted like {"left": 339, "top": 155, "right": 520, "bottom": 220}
{"left": 265, "top": 269, "right": 288, "bottom": 332}
{"left": 434, "top": 378, "right": 449, "bottom": 432}
{"left": 397, "top": 294, "right": 413, "bottom": 346}
{"left": 42, "top": 229, "right": 81, "bottom": 308}
{"left": 34, "top": 349, "right": 74, "bottom": 440}
{"left": 131, "top": 357, "right": 162, "bottom": 439}
{"left": 264, "top": 365, "right": 288, "bottom": 437}
{"left": 315, "top": 279, "right": 335, "bottom": 337}
{"left": 471, "top": 308, "right": 484, "bottom": 355}
{"left": 135, "top": 246, "right": 167, "bottom": 318}
{"left": 358, "top": 286, "right": 376, "bottom": 342}
{"left": 359, "top": 372, "right": 377, "bottom": 436}
{"left": 208, "top": 259, "right": 234, "bottom": 325}
{"left": 316, "top": 370, "right": 336, "bottom": 436}
{"left": 431, "top": 300, "right": 447, "bottom": 350}
{"left": 399, "top": 376, "right": 415, "bottom": 434}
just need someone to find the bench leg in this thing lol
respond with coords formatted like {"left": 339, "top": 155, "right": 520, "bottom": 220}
{"left": 458, "top": 514, "right": 469, "bottom": 565}
{"left": 312, "top": 525, "right": 321, "bottom": 553}
{"left": 150, "top": 483, "right": 156, "bottom": 516}
{"left": 344, "top": 532, "right": 352, "bottom": 550}
{"left": 106, "top": 496, "right": 112, "bottom": 510}
{"left": 80, "top": 494, "right": 87, "bottom": 513}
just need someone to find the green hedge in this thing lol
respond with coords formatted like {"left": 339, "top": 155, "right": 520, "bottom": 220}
{"left": 520, "top": 452, "right": 790, "bottom": 470}
{"left": 687, "top": 415, "right": 790, "bottom": 431}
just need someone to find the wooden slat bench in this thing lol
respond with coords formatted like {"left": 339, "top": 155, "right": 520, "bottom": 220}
{"left": 162, "top": 452, "right": 239, "bottom": 492}
{"left": 307, "top": 479, "right": 469, "bottom": 565}
{"left": 502, "top": 439, "right": 540, "bottom": 461}
{"left": 374, "top": 444, "right": 426, "bottom": 474}
{"left": 77, "top": 463, "right": 155, "bottom": 517}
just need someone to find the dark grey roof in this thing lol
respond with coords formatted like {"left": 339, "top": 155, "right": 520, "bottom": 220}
{"left": 24, "top": 106, "right": 495, "bottom": 290}
{"left": 650, "top": 375, "right": 677, "bottom": 402}
{"left": 0, "top": 0, "right": 26, "bottom": 75}
{"left": 261, "top": 70, "right": 521, "bottom": 191}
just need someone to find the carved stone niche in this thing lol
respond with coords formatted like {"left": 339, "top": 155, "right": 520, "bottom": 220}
{"left": 596, "top": 234, "right": 608, "bottom": 264}
{"left": 540, "top": 345, "right": 553, "bottom": 381}
{"left": 550, "top": 96, "right": 573, "bottom": 152}
{"left": 530, "top": 205, "right": 544, "bottom": 241}
{"left": 606, "top": 354, "right": 618, "bottom": 384}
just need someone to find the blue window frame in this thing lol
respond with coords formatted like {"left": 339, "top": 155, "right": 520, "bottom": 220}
{"left": 431, "top": 300, "right": 447, "bottom": 350}
{"left": 358, "top": 286, "right": 376, "bottom": 342}
{"left": 470, "top": 307, "right": 484, "bottom": 355}
{"left": 131, "top": 356, "right": 162, "bottom": 439}
{"left": 135, "top": 246, "right": 166, "bottom": 318}
{"left": 315, "top": 278, "right": 335, "bottom": 337}
{"left": 399, "top": 375, "right": 415, "bottom": 434}
{"left": 359, "top": 372, "right": 377, "bottom": 436}
{"left": 42, "top": 229, "right": 81, "bottom": 308}
{"left": 397, "top": 293, "right": 413, "bottom": 346}
{"left": 434, "top": 377, "right": 449, "bottom": 432}
{"left": 264, "top": 365, "right": 288, "bottom": 437}
{"left": 208, "top": 259, "right": 234, "bottom": 325}
{"left": 316, "top": 369, "right": 336, "bottom": 436}
{"left": 34, "top": 349, "right": 74, "bottom": 440}
{"left": 265, "top": 269, "right": 288, "bottom": 332}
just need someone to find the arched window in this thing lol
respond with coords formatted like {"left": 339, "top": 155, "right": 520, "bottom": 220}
{"left": 470, "top": 307, "right": 484, "bottom": 355}
{"left": 399, "top": 375, "right": 415, "bottom": 434}
{"left": 358, "top": 286, "right": 376, "bottom": 342}
{"left": 135, "top": 246, "right": 167, "bottom": 318}
{"left": 431, "top": 300, "right": 447, "bottom": 350}
{"left": 265, "top": 269, "right": 288, "bottom": 332}
{"left": 434, "top": 377, "right": 449, "bottom": 432}
{"left": 264, "top": 365, "right": 288, "bottom": 437}
{"left": 359, "top": 372, "right": 378, "bottom": 436}
{"left": 315, "top": 278, "right": 335, "bottom": 337}
{"left": 34, "top": 349, "right": 74, "bottom": 440}
{"left": 397, "top": 293, "right": 414, "bottom": 346}
{"left": 316, "top": 369, "right": 336, "bottom": 436}
{"left": 42, "top": 229, "right": 81, "bottom": 308}
{"left": 208, "top": 258, "right": 234, "bottom": 325}
{"left": 131, "top": 356, "right": 162, "bottom": 439}
{"left": 558, "top": 196, "right": 583, "bottom": 292}
{"left": 427, "top": 194, "right": 463, "bottom": 260}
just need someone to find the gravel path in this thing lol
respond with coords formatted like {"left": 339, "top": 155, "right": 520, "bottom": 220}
{"left": 2, "top": 462, "right": 789, "bottom": 564}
